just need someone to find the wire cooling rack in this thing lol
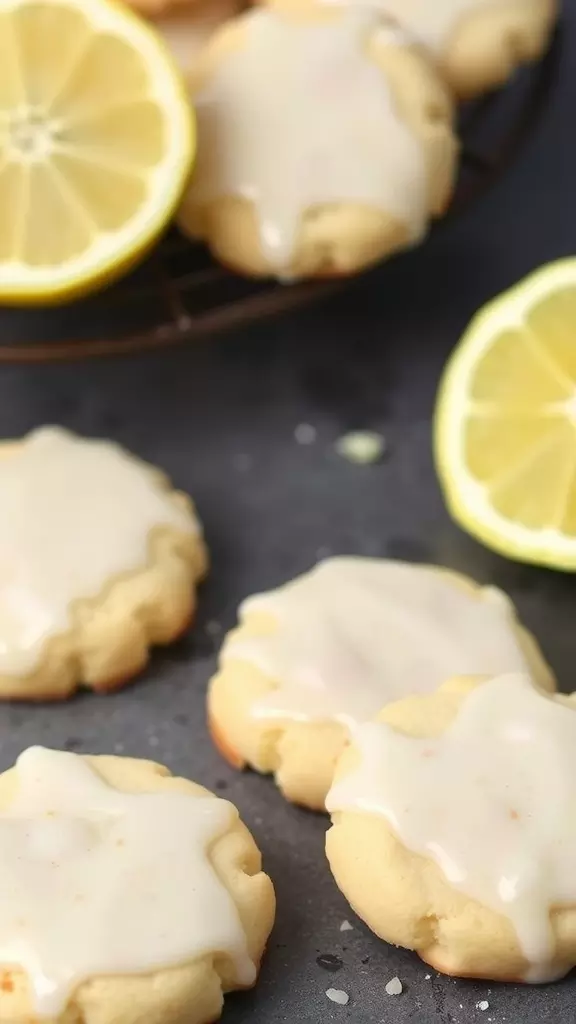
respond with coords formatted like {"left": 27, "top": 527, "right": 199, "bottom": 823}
{"left": 0, "top": 28, "right": 561, "bottom": 362}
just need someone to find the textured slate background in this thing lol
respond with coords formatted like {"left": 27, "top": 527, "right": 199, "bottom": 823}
{"left": 0, "top": 7, "right": 574, "bottom": 1021}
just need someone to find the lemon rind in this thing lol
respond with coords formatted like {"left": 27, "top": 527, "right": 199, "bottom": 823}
{"left": 0, "top": 0, "right": 195, "bottom": 304}
{"left": 434, "top": 257, "right": 576, "bottom": 570}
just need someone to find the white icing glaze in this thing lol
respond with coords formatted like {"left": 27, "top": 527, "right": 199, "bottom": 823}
{"left": 153, "top": 0, "right": 239, "bottom": 69}
{"left": 0, "top": 747, "right": 253, "bottom": 1015}
{"left": 326, "top": 674, "right": 576, "bottom": 982}
{"left": 0, "top": 427, "right": 198, "bottom": 676}
{"left": 327, "top": 0, "right": 498, "bottom": 55}
{"left": 223, "top": 558, "right": 537, "bottom": 728}
{"left": 189, "top": 6, "right": 428, "bottom": 272}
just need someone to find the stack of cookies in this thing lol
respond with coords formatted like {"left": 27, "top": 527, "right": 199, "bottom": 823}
{"left": 126, "top": 0, "right": 557, "bottom": 279}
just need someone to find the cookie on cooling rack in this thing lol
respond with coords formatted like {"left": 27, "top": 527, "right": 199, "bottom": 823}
{"left": 0, "top": 746, "right": 275, "bottom": 1024}
{"left": 208, "top": 558, "right": 554, "bottom": 810}
{"left": 369, "top": 0, "right": 558, "bottom": 99}
{"left": 326, "top": 672, "right": 576, "bottom": 983}
{"left": 150, "top": 0, "right": 244, "bottom": 69}
{"left": 177, "top": 2, "right": 457, "bottom": 279}
{"left": 0, "top": 426, "right": 206, "bottom": 700}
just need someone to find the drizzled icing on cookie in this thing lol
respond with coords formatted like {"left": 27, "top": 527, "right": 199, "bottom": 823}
{"left": 0, "top": 747, "right": 254, "bottom": 1015}
{"left": 189, "top": 6, "right": 427, "bottom": 272}
{"left": 0, "top": 427, "right": 198, "bottom": 676}
{"left": 223, "top": 558, "right": 536, "bottom": 727}
{"left": 327, "top": 674, "right": 576, "bottom": 982}
{"left": 335, "top": 0, "right": 500, "bottom": 54}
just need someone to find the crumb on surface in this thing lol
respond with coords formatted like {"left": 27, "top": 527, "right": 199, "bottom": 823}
{"left": 294, "top": 423, "right": 317, "bottom": 445}
{"left": 335, "top": 430, "right": 386, "bottom": 464}
{"left": 339, "top": 920, "right": 353, "bottom": 932}
{"left": 317, "top": 954, "right": 343, "bottom": 972}
{"left": 477, "top": 1001, "right": 489, "bottom": 1011}
{"left": 326, "top": 988, "right": 349, "bottom": 1005}
{"left": 424, "top": 974, "right": 431, "bottom": 980}
{"left": 385, "top": 977, "right": 403, "bottom": 996}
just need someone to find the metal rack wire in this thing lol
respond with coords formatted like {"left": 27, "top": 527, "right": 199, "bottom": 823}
{"left": 0, "top": 28, "right": 561, "bottom": 362}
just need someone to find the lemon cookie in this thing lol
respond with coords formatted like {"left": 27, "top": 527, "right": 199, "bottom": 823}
{"left": 177, "top": 3, "right": 457, "bottom": 279}
{"left": 0, "top": 426, "right": 206, "bottom": 700}
{"left": 123, "top": 0, "right": 205, "bottom": 21}
{"left": 151, "top": 0, "right": 243, "bottom": 69}
{"left": 208, "top": 557, "right": 553, "bottom": 810}
{"left": 0, "top": 746, "right": 275, "bottom": 1023}
{"left": 326, "top": 673, "right": 576, "bottom": 982}
{"left": 368, "top": 0, "right": 558, "bottom": 98}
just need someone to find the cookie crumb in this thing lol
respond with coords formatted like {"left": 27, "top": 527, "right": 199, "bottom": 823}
{"left": 477, "top": 1001, "right": 489, "bottom": 1011}
{"left": 326, "top": 988, "right": 349, "bottom": 1005}
{"left": 295, "top": 423, "right": 317, "bottom": 445}
{"left": 335, "top": 430, "right": 386, "bottom": 464}
{"left": 424, "top": 974, "right": 431, "bottom": 980}
{"left": 317, "top": 954, "right": 343, "bottom": 972}
{"left": 385, "top": 977, "right": 403, "bottom": 996}
{"left": 339, "top": 920, "right": 353, "bottom": 932}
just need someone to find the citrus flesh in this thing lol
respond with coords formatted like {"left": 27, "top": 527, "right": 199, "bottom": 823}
{"left": 435, "top": 259, "right": 576, "bottom": 569}
{"left": 0, "top": 0, "right": 194, "bottom": 302}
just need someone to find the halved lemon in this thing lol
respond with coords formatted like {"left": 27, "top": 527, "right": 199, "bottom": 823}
{"left": 435, "top": 258, "right": 576, "bottom": 570}
{"left": 0, "top": 0, "right": 194, "bottom": 303}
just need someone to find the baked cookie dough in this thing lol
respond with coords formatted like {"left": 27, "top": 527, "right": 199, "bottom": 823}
{"left": 177, "top": 2, "right": 457, "bottom": 279}
{"left": 208, "top": 557, "right": 554, "bottom": 810}
{"left": 0, "top": 747, "right": 275, "bottom": 1023}
{"left": 367, "top": 0, "right": 558, "bottom": 98}
{"left": 0, "top": 426, "right": 207, "bottom": 700}
{"left": 122, "top": 0, "right": 207, "bottom": 23}
{"left": 326, "top": 673, "right": 576, "bottom": 983}
{"left": 151, "top": 0, "right": 243, "bottom": 70}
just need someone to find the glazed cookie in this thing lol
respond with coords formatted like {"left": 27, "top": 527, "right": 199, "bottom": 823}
{"left": 0, "top": 426, "right": 206, "bottom": 700}
{"left": 365, "top": 0, "right": 558, "bottom": 98}
{"left": 151, "top": 0, "right": 243, "bottom": 69}
{"left": 208, "top": 557, "right": 554, "bottom": 810}
{"left": 177, "top": 3, "right": 457, "bottom": 278}
{"left": 0, "top": 746, "right": 275, "bottom": 1023}
{"left": 326, "top": 673, "right": 576, "bottom": 983}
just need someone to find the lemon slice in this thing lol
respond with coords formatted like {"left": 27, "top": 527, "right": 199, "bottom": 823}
{"left": 435, "top": 258, "right": 576, "bottom": 570}
{"left": 0, "top": 0, "right": 193, "bottom": 303}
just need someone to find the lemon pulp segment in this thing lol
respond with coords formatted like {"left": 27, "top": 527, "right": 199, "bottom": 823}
{"left": 434, "top": 259, "right": 576, "bottom": 569}
{"left": 0, "top": 0, "right": 194, "bottom": 301}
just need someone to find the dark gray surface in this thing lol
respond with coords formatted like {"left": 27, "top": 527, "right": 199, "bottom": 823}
{"left": 0, "top": 9, "right": 575, "bottom": 1021}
